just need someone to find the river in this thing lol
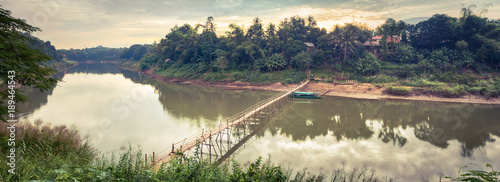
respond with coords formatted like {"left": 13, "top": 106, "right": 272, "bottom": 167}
{"left": 18, "top": 63, "right": 500, "bottom": 181}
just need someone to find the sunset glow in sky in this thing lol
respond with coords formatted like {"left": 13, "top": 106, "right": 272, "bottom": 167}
{"left": 2, "top": 0, "right": 499, "bottom": 49}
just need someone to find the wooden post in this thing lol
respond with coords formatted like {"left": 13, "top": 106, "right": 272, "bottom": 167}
{"left": 209, "top": 130, "right": 212, "bottom": 163}
{"left": 200, "top": 129, "right": 204, "bottom": 157}
{"left": 227, "top": 126, "right": 230, "bottom": 146}
{"left": 145, "top": 154, "right": 148, "bottom": 167}
{"left": 153, "top": 152, "right": 155, "bottom": 165}
{"left": 171, "top": 143, "right": 174, "bottom": 154}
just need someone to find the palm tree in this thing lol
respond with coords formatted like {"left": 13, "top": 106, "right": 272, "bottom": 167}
{"left": 330, "top": 23, "right": 362, "bottom": 62}
{"left": 195, "top": 16, "right": 216, "bottom": 33}
{"left": 227, "top": 23, "right": 244, "bottom": 42}
{"left": 307, "top": 15, "right": 317, "bottom": 27}
{"left": 266, "top": 23, "right": 276, "bottom": 38}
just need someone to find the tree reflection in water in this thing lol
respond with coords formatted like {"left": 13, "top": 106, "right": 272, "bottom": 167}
{"left": 258, "top": 97, "right": 500, "bottom": 157}
{"left": 19, "top": 63, "right": 500, "bottom": 158}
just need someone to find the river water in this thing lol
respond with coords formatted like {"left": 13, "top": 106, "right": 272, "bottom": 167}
{"left": 18, "top": 63, "right": 500, "bottom": 180}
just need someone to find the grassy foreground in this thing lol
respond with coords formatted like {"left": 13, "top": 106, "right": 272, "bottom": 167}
{"left": 1, "top": 121, "right": 498, "bottom": 181}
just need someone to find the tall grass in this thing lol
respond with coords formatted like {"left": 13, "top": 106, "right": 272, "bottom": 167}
{"left": 0, "top": 120, "right": 94, "bottom": 181}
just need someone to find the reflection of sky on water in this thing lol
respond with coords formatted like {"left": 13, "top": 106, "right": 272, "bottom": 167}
{"left": 19, "top": 63, "right": 274, "bottom": 155}
{"left": 234, "top": 118, "right": 500, "bottom": 181}
{"left": 21, "top": 72, "right": 212, "bottom": 154}
{"left": 18, "top": 63, "right": 500, "bottom": 180}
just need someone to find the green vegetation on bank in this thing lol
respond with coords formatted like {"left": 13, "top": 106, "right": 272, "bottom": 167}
{"left": 1, "top": 121, "right": 499, "bottom": 181}
{"left": 121, "top": 5, "right": 500, "bottom": 98}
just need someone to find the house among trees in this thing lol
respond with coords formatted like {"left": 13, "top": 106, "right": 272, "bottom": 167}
{"left": 364, "top": 35, "right": 403, "bottom": 55}
{"left": 363, "top": 35, "right": 401, "bottom": 47}
{"left": 304, "top": 42, "right": 315, "bottom": 51}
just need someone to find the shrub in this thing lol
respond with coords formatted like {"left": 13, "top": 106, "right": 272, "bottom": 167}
{"left": 231, "top": 72, "right": 245, "bottom": 81}
{"left": 291, "top": 51, "right": 313, "bottom": 71}
{"left": 395, "top": 43, "right": 416, "bottom": 63}
{"left": 201, "top": 73, "right": 229, "bottom": 82}
{"left": 281, "top": 70, "right": 307, "bottom": 84}
{"left": 385, "top": 86, "right": 411, "bottom": 96}
{"left": 354, "top": 52, "right": 381, "bottom": 76}
{"left": 259, "top": 53, "right": 287, "bottom": 71}
{"left": 139, "top": 62, "right": 150, "bottom": 71}
{"left": 402, "top": 79, "right": 446, "bottom": 87}
{"left": 366, "top": 75, "right": 398, "bottom": 84}
{"left": 433, "top": 85, "right": 467, "bottom": 98}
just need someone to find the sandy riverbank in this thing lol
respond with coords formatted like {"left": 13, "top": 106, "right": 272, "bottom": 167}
{"left": 136, "top": 66, "right": 500, "bottom": 105}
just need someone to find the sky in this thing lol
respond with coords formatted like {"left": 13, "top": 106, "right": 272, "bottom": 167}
{"left": 1, "top": 0, "right": 499, "bottom": 49}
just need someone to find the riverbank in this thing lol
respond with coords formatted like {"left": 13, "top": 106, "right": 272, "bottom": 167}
{"left": 124, "top": 64, "right": 500, "bottom": 105}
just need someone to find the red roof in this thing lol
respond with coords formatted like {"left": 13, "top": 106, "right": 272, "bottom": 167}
{"left": 364, "top": 35, "right": 400, "bottom": 46}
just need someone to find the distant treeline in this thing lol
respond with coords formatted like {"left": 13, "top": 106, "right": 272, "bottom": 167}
{"left": 59, "top": 46, "right": 125, "bottom": 62}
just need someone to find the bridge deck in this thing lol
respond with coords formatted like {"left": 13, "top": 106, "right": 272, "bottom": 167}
{"left": 153, "top": 80, "right": 310, "bottom": 166}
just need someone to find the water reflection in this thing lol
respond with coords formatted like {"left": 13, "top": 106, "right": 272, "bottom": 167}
{"left": 19, "top": 63, "right": 276, "bottom": 154}
{"left": 17, "top": 63, "right": 500, "bottom": 180}
{"left": 235, "top": 97, "right": 500, "bottom": 180}
{"left": 261, "top": 98, "right": 500, "bottom": 157}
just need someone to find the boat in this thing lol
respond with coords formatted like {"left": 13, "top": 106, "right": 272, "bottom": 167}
{"left": 289, "top": 92, "right": 321, "bottom": 99}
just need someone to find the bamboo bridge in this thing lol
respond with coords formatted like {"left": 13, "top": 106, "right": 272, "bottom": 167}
{"left": 150, "top": 80, "right": 310, "bottom": 169}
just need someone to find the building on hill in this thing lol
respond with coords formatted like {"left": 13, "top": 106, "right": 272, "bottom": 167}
{"left": 364, "top": 35, "right": 403, "bottom": 55}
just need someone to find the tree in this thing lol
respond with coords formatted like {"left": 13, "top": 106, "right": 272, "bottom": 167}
{"left": 307, "top": 15, "right": 317, "bottom": 27}
{"left": 121, "top": 44, "right": 143, "bottom": 59}
{"left": 213, "top": 49, "right": 228, "bottom": 74}
{"left": 0, "top": 6, "right": 59, "bottom": 122}
{"left": 226, "top": 23, "right": 245, "bottom": 43}
{"left": 132, "top": 46, "right": 147, "bottom": 61}
{"left": 196, "top": 16, "right": 216, "bottom": 34}
{"left": 412, "top": 14, "right": 458, "bottom": 49}
{"left": 331, "top": 23, "right": 371, "bottom": 62}
{"left": 291, "top": 51, "right": 313, "bottom": 71}
{"left": 246, "top": 17, "right": 264, "bottom": 44}
{"left": 377, "top": 18, "right": 408, "bottom": 53}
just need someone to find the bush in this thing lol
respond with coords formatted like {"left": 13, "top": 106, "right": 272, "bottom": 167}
{"left": 255, "top": 53, "right": 287, "bottom": 71}
{"left": 385, "top": 86, "right": 411, "bottom": 96}
{"left": 281, "top": 70, "right": 307, "bottom": 84}
{"left": 395, "top": 43, "right": 416, "bottom": 63}
{"left": 432, "top": 85, "right": 467, "bottom": 98}
{"left": 231, "top": 72, "right": 245, "bottom": 81}
{"left": 139, "top": 62, "right": 150, "bottom": 71}
{"left": 366, "top": 75, "right": 398, "bottom": 84}
{"left": 201, "top": 73, "right": 230, "bottom": 82}
{"left": 402, "top": 79, "right": 446, "bottom": 87}
{"left": 354, "top": 52, "right": 381, "bottom": 76}
{"left": 291, "top": 51, "right": 313, "bottom": 71}
{"left": 394, "top": 64, "right": 417, "bottom": 78}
